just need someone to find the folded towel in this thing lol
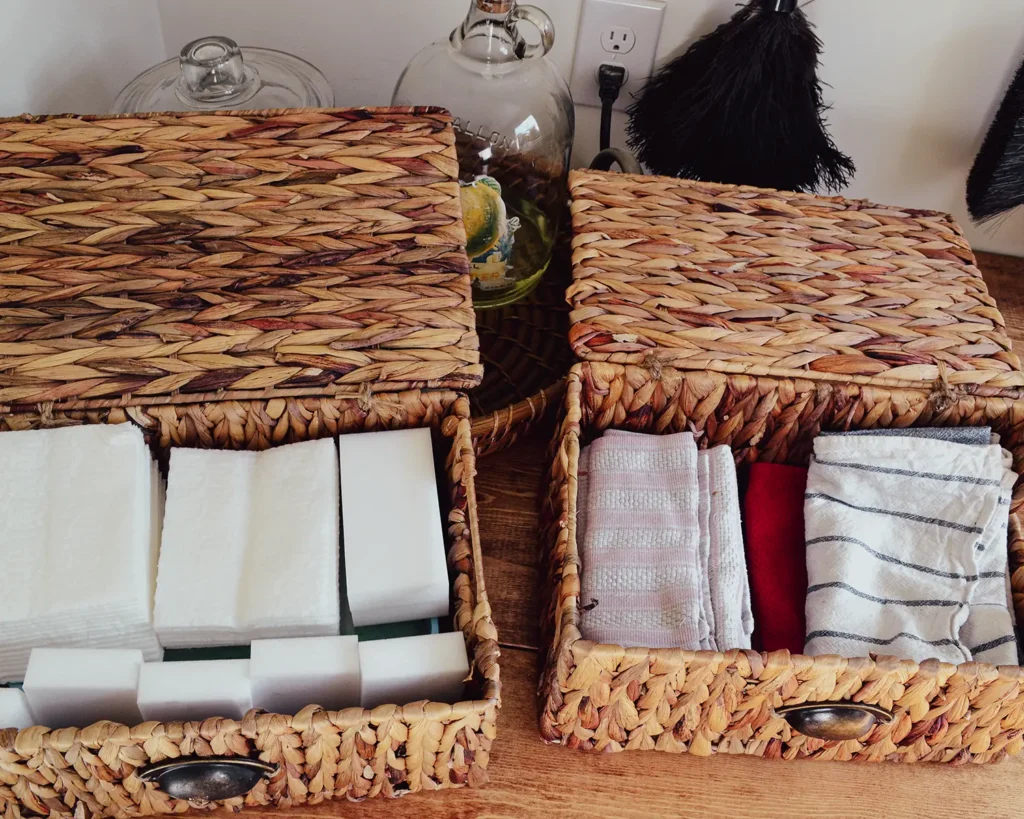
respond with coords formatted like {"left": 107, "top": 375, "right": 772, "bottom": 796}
{"left": 805, "top": 434, "right": 1017, "bottom": 664}
{"left": 744, "top": 462, "right": 809, "bottom": 653}
{"left": 820, "top": 427, "right": 992, "bottom": 446}
{"left": 959, "top": 445, "right": 1019, "bottom": 664}
{"left": 701, "top": 446, "right": 753, "bottom": 650}
{"left": 578, "top": 432, "right": 703, "bottom": 649}
{"left": 696, "top": 454, "right": 715, "bottom": 649}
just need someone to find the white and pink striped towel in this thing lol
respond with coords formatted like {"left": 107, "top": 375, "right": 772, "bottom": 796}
{"left": 577, "top": 431, "right": 752, "bottom": 650}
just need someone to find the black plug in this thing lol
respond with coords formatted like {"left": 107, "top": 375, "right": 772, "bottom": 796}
{"left": 597, "top": 63, "right": 627, "bottom": 152}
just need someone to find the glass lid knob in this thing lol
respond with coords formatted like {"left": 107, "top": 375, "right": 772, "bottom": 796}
{"left": 176, "top": 36, "right": 258, "bottom": 107}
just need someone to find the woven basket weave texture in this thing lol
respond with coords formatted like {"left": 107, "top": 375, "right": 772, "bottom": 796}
{"left": 0, "top": 393, "right": 500, "bottom": 814}
{"left": 469, "top": 236, "right": 573, "bottom": 457}
{"left": 539, "top": 362, "right": 1024, "bottom": 764}
{"left": 0, "top": 108, "right": 480, "bottom": 409}
{"left": 566, "top": 170, "right": 1024, "bottom": 397}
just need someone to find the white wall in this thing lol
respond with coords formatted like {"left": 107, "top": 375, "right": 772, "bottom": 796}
{"left": 0, "top": 0, "right": 162, "bottom": 115}
{"left": 2, "top": 0, "right": 1024, "bottom": 255}
{"left": 157, "top": 0, "right": 582, "bottom": 107}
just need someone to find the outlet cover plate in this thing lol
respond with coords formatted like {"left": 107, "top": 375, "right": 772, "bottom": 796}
{"left": 570, "top": 0, "right": 665, "bottom": 111}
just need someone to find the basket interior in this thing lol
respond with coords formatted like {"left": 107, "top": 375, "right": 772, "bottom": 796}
{"left": 545, "top": 361, "right": 1024, "bottom": 664}
{"left": 0, "top": 389, "right": 497, "bottom": 710}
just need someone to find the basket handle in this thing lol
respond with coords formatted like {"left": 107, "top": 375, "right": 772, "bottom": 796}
{"left": 138, "top": 757, "right": 277, "bottom": 806}
{"left": 776, "top": 702, "right": 893, "bottom": 741}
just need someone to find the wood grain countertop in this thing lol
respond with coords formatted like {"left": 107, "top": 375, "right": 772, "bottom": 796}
{"left": 277, "top": 252, "right": 1024, "bottom": 819}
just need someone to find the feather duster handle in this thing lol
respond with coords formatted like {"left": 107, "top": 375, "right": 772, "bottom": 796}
{"left": 626, "top": 0, "right": 853, "bottom": 193}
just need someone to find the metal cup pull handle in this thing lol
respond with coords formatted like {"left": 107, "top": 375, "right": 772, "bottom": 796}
{"left": 139, "top": 757, "right": 277, "bottom": 805}
{"left": 776, "top": 702, "right": 894, "bottom": 741}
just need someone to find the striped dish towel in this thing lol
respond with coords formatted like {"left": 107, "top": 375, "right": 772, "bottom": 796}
{"left": 820, "top": 427, "right": 993, "bottom": 446}
{"left": 804, "top": 433, "right": 1018, "bottom": 665}
{"left": 578, "top": 431, "right": 704, "bottom": 649}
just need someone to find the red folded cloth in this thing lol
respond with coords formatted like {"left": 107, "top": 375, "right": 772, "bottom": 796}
{"left": 743, "top": 462, "right": 808, "bottom": 654}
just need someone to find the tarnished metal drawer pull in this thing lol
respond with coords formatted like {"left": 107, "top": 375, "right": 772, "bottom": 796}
{"left": 776, "top": 702, "right": 894, "bottom": 741}
{"left": 139, "top": 757, "right": 277, "bottom": 804}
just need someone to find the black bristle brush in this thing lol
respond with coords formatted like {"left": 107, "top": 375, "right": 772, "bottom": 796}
{"left": 626, "top": 0, "right": 854, "bottom": 193}
{"left": 967, "top": 57, "right": 1024, "bottom": 223}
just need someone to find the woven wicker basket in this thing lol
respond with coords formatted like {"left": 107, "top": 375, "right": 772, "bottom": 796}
{"left": 538, "top": 170, "right": 1024, "bottom": 764}
{"left": 539, "top": 362, "right": 1024, "bottom": 764}
{"left": 0, "top": 108, "right": 499, "bottom": 814}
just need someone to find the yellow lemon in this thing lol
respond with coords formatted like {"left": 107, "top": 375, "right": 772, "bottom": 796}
{"left": 461, "top": 178, "right": 505, "bottom": 259}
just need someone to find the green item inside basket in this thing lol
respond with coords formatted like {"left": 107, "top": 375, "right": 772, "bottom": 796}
{"left": 355, "top": 618, "right": 441, "bottom": 642}
{"left": 162, "top": 645, "right": 251, "bottom": 662}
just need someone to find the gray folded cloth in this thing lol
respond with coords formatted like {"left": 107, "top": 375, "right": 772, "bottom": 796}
{"left": 820, "top": 427, "right": 992, "bottom": 446}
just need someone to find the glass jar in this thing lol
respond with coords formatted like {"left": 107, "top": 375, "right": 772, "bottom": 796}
{"left": 392, "top": 1, "right": 574, "bottom": 308}
{"left": 112, "top": 35, "right": 334, "bottom": 113}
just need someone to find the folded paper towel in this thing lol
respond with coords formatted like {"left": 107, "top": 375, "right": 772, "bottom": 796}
{"left": 155, "top": 438, "right": 340, "bottom": 648}
{"left": 0, "top": 425, "right": 163, "bottom": 683}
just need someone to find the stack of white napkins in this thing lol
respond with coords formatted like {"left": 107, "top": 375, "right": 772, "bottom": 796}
{"left": 154, "top": 439, "right": 341, "bottom": 648}
{"left": 0, "top": 424, "right": 163, "bottom": 683}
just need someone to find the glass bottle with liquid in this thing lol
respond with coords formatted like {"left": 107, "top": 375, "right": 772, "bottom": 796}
{"left": 393, "top": 1, "right": 574, "bottom": 308}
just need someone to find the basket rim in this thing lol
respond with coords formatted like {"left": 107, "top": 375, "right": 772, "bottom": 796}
{"left": 2, "top": 104, "right": 457, "bottom": 124}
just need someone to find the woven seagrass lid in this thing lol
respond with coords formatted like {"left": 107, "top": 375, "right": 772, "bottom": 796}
{"left": 0, "top": 107, "right": 480, "bottom": 411}
{"left": 567, "top": 169, "right": 1024, "bottom": 398}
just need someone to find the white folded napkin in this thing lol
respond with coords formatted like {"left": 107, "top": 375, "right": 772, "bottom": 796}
{"left": 155, "top": 438, "right": 340, "bottom": 648}
{"left": 0, "top": 424, "right": 162, "bottom": 683}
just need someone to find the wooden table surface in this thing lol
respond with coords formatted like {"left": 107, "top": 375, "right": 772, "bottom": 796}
{"left": 290, "top": 253, "right": 1024, "bottom": 819}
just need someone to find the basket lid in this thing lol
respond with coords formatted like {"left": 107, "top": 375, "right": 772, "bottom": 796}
{"left": 567, "top": 169, "right": 1024, "bottom": 398}
{"left": 0, "top": 107, "right": 480, "bottom": 411}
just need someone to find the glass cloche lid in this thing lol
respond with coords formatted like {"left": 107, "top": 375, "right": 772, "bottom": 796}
{"left": 112, "top": 35, "right": 334, "bottom": 113}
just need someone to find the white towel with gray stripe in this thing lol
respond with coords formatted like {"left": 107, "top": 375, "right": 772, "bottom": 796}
{"left": 804, "top": 434, "right": 1018, "bottom": 665}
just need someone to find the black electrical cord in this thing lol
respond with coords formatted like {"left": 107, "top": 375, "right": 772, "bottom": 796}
{"left": 597, "top": 63, "right": 627, "bottom": 153}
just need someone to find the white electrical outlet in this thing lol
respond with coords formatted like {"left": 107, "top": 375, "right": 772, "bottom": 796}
{"left": 570, "top": 0, "right": 665, "bottom": 111}
{"left": 602, "top": 26, "right": 636, "bottom": 54}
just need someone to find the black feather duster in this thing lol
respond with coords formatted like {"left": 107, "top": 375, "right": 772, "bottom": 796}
{"left": 626, "top": 0, "right": 854, "bottom": 193}
{"left": 967, "top": 57, "right": 1024, "bottom": 223}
